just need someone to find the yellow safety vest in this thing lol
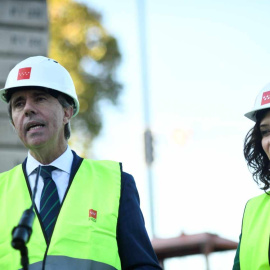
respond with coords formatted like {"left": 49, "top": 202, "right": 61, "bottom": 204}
{"left": 0, "top": 159, "right": 121, "bottom": 270}
{"left": 240, "top": 193, "right": 270, "bottom": 270}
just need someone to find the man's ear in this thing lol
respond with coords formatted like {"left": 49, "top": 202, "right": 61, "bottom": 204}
{"left": 63, "top": 106, "right": 74, "bottom": 124}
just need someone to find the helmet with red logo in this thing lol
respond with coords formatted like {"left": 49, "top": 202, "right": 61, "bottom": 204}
{"left": 0, "top": 56, "right": 79, "bottom": 117}
{"left": 245, "top": 83, "right": 270, "bottom": 122}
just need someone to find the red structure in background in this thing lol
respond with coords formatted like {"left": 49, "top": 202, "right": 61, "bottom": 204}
{"left": 152, "top": 232, "right": 238, "bottom": 269}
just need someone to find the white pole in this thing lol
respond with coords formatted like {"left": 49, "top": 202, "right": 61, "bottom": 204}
{"left": 136, "top": 0, "right": 155, "bottom": 237}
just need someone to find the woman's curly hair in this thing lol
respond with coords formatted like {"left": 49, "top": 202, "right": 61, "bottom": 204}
{"left": 244, "top": 109, "right": 270, "bottom": 192}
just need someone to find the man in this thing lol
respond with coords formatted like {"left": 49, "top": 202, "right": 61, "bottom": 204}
{"left": 0, "top": 56, "right": 161, "bottom": 270}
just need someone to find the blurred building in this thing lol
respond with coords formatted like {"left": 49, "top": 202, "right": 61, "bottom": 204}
{"left": 152, "top": 232, "right": 238, "bottom": 269}
{"left": 0, "top": 0, "right": 48, "bottom": 172}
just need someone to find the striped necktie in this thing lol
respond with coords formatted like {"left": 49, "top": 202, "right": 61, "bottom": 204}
{"left": 39, "top": 166, "right": 60, "bottom": 241}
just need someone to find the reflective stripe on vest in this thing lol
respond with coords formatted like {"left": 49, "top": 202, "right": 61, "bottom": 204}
{"left": 19, "top": 256, "right": 116, "bottom": 270}
{"left": 0, "top": 159, "right": 121, "bottom": 270}
{"left": 240, "top": 193, "right": 270, "bottom": 270}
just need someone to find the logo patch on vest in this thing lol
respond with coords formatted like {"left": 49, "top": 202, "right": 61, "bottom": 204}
{"left": 89, "top": 209, "right": 97, "bottom": 222}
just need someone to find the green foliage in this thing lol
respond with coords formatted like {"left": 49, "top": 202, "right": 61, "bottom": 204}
{"left": 48, "top": 0, "right": 122, "bottom": 142}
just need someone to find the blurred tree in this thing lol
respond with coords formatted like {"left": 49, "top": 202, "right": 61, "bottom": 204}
{"left": 47, "top": 0, "right": 122, "bottom": 152}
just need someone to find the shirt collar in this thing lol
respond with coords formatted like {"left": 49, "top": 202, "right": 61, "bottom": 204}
{"left": 26, "top": 145, "right": 73, "bottom": 176}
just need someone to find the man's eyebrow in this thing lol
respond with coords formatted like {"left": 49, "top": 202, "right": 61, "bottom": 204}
{"left": 11, "top": 95, "right": 24, "bottom": 106}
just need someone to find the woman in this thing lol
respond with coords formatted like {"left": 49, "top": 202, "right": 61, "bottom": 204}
{"left": 233, "top": 83, "right": 270, "bottom": 269}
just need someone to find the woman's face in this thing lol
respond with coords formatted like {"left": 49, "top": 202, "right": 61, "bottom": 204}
{"left": 260, "top": 110, "right": 270, "bottom": 159}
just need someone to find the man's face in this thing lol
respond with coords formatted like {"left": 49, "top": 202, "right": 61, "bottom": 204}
{"left": 10, "top": 89, "right": 71, "bottom": 153}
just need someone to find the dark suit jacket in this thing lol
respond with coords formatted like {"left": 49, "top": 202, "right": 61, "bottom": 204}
{"left": 22, "top": 151, "right": 162, "bottom": 270}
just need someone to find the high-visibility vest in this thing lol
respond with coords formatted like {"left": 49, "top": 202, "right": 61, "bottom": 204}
{"left": 240, "top": 193, "right": 270, "bottom": 270}
{"left": 0, "top": 159, "right": 121, "bottom": 270}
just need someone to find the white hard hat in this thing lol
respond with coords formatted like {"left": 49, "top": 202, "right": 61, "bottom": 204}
{"left": 245, "top": 82, "right": 270, "bottom": 122}
{"left": 0, "top": 56, "right": 79, "bottom": 117}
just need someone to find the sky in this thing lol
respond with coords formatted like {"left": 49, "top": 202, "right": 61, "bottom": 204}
{"left": 77, "top": 0, "right": 270, "bottom": 269}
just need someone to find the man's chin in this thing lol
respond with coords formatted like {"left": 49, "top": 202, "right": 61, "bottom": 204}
{"left": 24, "top": 138, "right": 48, "bottom": 150}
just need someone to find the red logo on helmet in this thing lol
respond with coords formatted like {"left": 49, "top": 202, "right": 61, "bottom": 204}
{"left": 261, "top": 91, "right": 270, "bottom": 105}
{"left": 17, "top": 67, "right": 32, "bottom": 80}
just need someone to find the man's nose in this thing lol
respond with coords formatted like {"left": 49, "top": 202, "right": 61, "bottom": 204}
{"left": 23, "top": 100, "right": 36, "bottom": 117}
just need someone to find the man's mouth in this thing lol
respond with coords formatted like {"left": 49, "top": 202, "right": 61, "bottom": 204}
{"left": 26, "top": 122, "right": 45, "bottom": 132}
